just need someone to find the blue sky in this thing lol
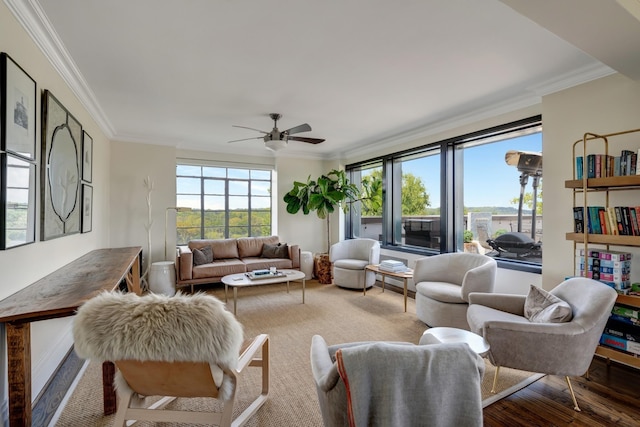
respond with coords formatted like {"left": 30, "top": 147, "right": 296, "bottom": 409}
{"left": 402, "top": 133, "right": 542, "bottom": 208}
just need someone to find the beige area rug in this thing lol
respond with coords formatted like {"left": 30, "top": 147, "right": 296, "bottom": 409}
{"left": 55, "top": 281, "right": 543, "bottom": 426}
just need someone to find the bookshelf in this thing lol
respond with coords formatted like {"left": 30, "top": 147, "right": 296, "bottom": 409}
{"left": 565, "top": 128, "right": 640, "bottom": 369}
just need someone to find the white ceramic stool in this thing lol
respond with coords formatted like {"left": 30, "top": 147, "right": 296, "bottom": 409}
{"left": 300, "top": 251, "right": 313, "bottom": 279}
{"left": 149, "top": 261, "right": 176, "bottom": 296}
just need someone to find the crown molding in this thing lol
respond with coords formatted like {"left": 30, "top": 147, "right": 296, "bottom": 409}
{"left": 5, "top": 0, "right": 116, "bottom": 137}
{"left": 339, "top": 62, "right": 614, "bottom": 160}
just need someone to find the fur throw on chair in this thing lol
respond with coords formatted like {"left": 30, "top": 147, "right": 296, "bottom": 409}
{"left": 73, "top": 291, "right": 244, "bottom": 399}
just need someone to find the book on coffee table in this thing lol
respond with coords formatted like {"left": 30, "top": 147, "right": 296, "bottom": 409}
{"left": 245, "top": 271, "right": 286, "bottom": 280}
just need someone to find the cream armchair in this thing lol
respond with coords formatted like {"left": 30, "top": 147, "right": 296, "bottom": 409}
{"left": 329, "top": 238, "right": 380, "bottom": 289}
{"left": 414, "top": 252, "right": 497, "bottom": 330}
{"left": 466, "top": 277, "right": 617, "bottom": 411}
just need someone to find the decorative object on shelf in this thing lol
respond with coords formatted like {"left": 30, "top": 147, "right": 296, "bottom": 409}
{"left": 81, "top": 184, "right": 92, "bottom": 233}
{"left": 41, "top": 90, "right": 82, "bottom": 240}
{"left": 0, "top": 53, "right": 37, "bottom": 250}
{"left": 82, "top": 131, "right": 92, "bottom": 183}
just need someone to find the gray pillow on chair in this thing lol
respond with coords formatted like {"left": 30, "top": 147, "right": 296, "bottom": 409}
{"left": 524, "top": 285, "right": 573, "bottom": 323}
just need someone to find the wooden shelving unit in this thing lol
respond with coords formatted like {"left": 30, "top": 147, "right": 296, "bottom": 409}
{"left": 565, "top": 128, "right": 640, "bottom": 369}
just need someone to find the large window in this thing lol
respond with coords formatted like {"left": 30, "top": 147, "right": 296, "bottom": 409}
{"left": 347, "top": 116, "right": 542, "bottom": 270}
{"left": 175, "top": 164, "right": 272, "bottom": 244}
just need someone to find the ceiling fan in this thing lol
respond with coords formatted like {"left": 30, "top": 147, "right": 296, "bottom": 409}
{"left": 228, "top": 113, "right": 325, "bottom": 151}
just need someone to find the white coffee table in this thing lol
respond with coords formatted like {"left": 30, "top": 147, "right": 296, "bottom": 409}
{"left": 221, "top": 269, "right": 306, "bottom": 314}
{"left": 419, "top": 327, "right": 490, "bottom": 356}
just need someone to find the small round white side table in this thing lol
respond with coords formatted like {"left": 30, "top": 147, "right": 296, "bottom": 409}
{"left": 300, "top": 251, "right": 313, "bottom": 279}
{"left": 149, "top": 261, "right": 176, "bottom": 296}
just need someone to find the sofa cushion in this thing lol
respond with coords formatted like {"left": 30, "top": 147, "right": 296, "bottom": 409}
{"left": 524, "top": 285, "right": 573, "bottom": 323}
{"left": 333, "top": 259, "right": 368, "bottom": 270}
{"left": 210, "top": 239, "right": 240, "bottom": 259}
{"left": 262, "top": 243, "right": 289, "bottom": 259}
{"left": 193, "top": 246, "right": 213, "bottom": 266}
{"left": 416, "top": 281, "right": 465, "bottom": 304}
{"left": 192, "top": 259, "right": 246, "bottom": 279}
{"left": 238, "top": 236, "right": 280, "bottom": 258}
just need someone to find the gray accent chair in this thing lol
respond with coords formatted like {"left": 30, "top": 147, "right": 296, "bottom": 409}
{"left": 414, "top": 253, "right": 497, "bottom": 330}
{"left": 467, "top": 277, "right": 617, "bottom": 411}
{"left": 329, "top": 238, "right": 380, "bottom": 289}
{"left": 309, "top": 335, "right": 484, "bottom": 427}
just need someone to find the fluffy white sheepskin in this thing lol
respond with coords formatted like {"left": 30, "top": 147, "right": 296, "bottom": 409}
{"left": 73, "top": 291, "right": 244, "bottom": 399}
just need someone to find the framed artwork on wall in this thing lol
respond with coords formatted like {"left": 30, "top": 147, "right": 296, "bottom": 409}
{"left": 81, "top": 183, "right": 92, "bottom": 233}
{"left": 41, "top": 90, "right": 82, "bottom": 240}
{"left": 1, "top": 52, "right": 37, "bottom": 159}
{"left": 82, "top": 131, "right": 92, "bottom": 183}
{"left": 1, "top": 53, "right": 37, "bottom": 250}
{"left": 0, "top": 154, "right": 36, "bottom": 249}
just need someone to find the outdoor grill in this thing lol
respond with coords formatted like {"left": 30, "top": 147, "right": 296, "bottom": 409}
{"left": 486, "top": 232, "right": 541, "bottom": 257}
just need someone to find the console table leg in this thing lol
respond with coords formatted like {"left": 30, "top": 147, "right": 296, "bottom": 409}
{"left": 103, "top": 362, "right": 117, "bottom": 415}
{"left": 7, "top": 322, "right": 31, "bottom": 427}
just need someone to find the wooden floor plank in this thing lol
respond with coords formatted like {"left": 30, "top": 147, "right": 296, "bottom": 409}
{"left": 483, "top": 358, "right": 640, "bottom": 426}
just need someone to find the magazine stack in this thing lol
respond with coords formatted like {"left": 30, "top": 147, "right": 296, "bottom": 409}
{"left": 379, "top": 260, "right": 410, "bottom": 273}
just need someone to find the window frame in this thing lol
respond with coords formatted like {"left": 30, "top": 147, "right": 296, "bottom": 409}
{"left": 346, "top": 115, "right": 542, "bottom": 274}
{"left": 175, "top": 164, "right": 273, "bottom": 243}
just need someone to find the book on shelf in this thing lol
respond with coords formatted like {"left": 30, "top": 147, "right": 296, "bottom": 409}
{"left": 575, "top": 255, "right": 631, "bottom": 268}
{"left": 573, "top": 206, "right": 640, "bottom": 236}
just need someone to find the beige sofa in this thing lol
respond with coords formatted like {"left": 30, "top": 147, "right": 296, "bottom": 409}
{"left": 176, "top": 236, "right": 301, "bottom": 291}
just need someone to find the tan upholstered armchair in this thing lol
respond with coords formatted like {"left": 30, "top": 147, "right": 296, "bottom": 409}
{"left": 73, "top": 291, "right": 269, "bottom": 426}
{"left": 329, "top": 238, "right": 380, "bottom": 289}
{"left": 467, "top": 277, "right": 617, "bottom": 411}
{"left": 413, "top": 252, "right": 497, "bottom": 330}
{"left": 310, "top": 335, "right": 484, "bottom": 427}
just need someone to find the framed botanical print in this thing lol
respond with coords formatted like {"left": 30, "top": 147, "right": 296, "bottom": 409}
{"left": 0, "top": 53, "right": 37, "bottom": 249}
{"left": 82, "top": 131, "right": 92, "bottom": 183}
{"left": 81, "top": 183, "right": 92, "bottom": 233}
{"left": 1, "top": 53, "right": 37, "bottom": 159}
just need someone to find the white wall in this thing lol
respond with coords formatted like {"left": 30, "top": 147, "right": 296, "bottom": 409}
{"left": 542, "top": 73, "right": 640, "bottom": 290}
{"left": 0, "top": 1, "right": 111, "bottom": 403}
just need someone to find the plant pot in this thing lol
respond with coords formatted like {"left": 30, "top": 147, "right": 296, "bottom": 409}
{"left": 314, "top": 253, "right": 332, "bottom": 284}
{"left": 464, "top": 242, "right": 479, "bottom": 253}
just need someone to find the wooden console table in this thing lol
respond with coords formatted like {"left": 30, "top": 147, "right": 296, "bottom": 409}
{"left": 0, "top": 247, "right": 142, "bottom": 427}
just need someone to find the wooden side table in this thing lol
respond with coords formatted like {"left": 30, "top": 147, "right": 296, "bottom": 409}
{"left": 364, "top": 264, "right": 413, "bottom": 312}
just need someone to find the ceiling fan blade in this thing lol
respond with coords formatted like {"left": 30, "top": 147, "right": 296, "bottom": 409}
{"left": 284, "top": 123, "right": 312, "bottom": 135}
{"left": 232, "top": 125, "right": 268, "bottom": 134}
{"left": 227, "top": 136, "right": 263, "bottom": 143}
{"left": 288, "top": 136, "right": 325, "bottom": 144}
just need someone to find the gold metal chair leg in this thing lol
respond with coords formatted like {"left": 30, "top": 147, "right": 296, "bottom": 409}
{"left": 565, "top": 376, "right": 581, "bottom": 412}
{"left": 491, "top": 366, "right": 500, "bottom": 393}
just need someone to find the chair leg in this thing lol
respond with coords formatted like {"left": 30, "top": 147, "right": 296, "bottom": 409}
{"left": 112, "top": 390, "right": 133, "bottom": 427}
{"left": 491, "top": 366, "right": 500, "bottom": 393}
{"left": 565, "top": 376, "right": 581, "bottom": 412}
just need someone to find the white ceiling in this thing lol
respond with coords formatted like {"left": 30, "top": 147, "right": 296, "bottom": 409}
{"left": 9, "top": 0, "right": 640, "bottom": 158}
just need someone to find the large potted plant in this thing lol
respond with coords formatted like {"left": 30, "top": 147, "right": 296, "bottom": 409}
{"left": 284, "top": 169, "right": 364, "bottom": 283}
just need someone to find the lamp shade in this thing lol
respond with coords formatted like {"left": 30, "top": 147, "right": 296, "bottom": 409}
{"left": 264, "top": 139, "right": 287, "bottom": 152}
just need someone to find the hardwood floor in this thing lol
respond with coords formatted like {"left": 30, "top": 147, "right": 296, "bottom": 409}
{"left": 483, "top": 357, "right": 640, "bottom": 426}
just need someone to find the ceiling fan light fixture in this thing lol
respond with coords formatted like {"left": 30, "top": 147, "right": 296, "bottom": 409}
{"left": 264, "top": 138, "right": 287, "bottom": 152}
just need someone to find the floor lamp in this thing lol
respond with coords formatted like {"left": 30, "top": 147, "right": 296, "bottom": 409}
{"left": 165, "top": 207, "right": 191, "bottom": 261}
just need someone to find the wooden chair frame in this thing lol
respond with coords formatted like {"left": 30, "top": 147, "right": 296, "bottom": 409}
{"left": 112, "top": 334, "right": 269, "bottom": 427}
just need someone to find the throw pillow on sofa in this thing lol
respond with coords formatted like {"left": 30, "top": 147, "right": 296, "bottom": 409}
{"left": 261, "top": 243, "right": 289, "bottom": 259}
{"left": 524, "top": 284, "right": 573, "bottom": 323}
{"left": 193, "top": 246, "right": 213, "bottom": 266}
